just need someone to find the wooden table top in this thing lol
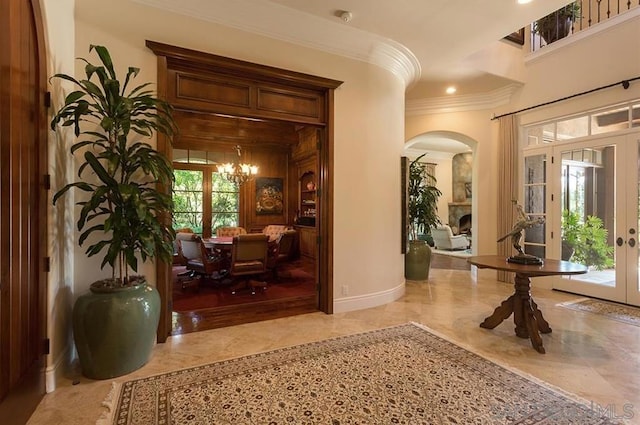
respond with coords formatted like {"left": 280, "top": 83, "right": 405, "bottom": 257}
{"left": 467, "top": 255, "right": 588, "bottom": 277}
{"left": 205, "top": 236, "right": 233, "bottom": 245}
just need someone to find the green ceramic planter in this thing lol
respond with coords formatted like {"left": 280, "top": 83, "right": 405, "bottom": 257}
{"left": 405, "top": 240, "right": 432, "bottom": 280}
{"left": 417, "top": 233, "right": 434, "bottom": 247}
{"left": 73, "top": 280, "right": 160, "bottom": 380}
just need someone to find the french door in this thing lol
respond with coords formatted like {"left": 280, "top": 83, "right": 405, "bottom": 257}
{"left": 549, "top": 134, "right": 640, "bottom": 305}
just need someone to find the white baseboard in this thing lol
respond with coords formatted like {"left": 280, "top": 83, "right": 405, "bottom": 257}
{"left": 45, "top": 346, "right": 74, "bottom": 393}
{"left": 333, "top": 280, "right": 405, "bottom": 314}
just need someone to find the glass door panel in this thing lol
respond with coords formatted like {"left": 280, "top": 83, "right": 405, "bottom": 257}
{"left": 625, "top": 139, "right": 640, "bottom": 305}
{"left": 553, "top": 136, "right": 628, "bottom": 302}
{"left": 523, "top": 153, "right": 547, "bottom": 259}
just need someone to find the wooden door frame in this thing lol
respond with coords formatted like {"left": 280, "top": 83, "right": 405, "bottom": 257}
{"left": 0, "top": 0, "right": 48, "bottom": 420}
{"left": 148, "top": 42, "right": 341, "bottom": 341}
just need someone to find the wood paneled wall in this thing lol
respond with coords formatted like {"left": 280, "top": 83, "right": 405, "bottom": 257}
{"left": 246, "top": 148, "right": 290, "bottom": 232}
{"left": 171, "top": 110, "right": 297, "bottom": 232}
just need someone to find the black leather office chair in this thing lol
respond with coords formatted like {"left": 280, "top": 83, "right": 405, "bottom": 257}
{"left": 178, "top": 236, "right": 223, "bottom": 290}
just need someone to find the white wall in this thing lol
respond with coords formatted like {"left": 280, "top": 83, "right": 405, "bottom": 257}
{"left": 405, "top": 13, "right": 640, "bottom": 283}
{"left": 60, "top": 1, "right": 407, "bottom": 321}
{"left": 40, "top": 0, "right": 76, "bottom": 393}
{"left": 512, "top": 12, "right": 640, "bottom": 124}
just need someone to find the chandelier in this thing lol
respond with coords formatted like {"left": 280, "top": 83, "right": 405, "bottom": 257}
{"left": 216, "top": 145, "right": 258, "bottom": 185}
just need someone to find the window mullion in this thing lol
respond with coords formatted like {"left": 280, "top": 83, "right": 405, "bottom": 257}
{"left": 202, "top": 168, "right": 213, "bottom": 238}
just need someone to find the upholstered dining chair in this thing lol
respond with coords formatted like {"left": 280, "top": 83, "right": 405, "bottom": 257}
{"left": 267, "top": 229, "right": 297, "bottom": 279}
{"left": 178, "top": 236, "right": 223, "bottom": 291}
{"left": 229, "top": 234, "right": 270, "bottom": 295}
{"left": 216, "top": 226, "right": 248, "bottom": 237}
{"left": 262, "top": 224, "right": 288, "bottom": 241}
{"left": 431, "top": 225, "right": 470, "bottom": 251}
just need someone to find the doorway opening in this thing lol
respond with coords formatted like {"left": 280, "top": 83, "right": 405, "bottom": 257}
{"left": 147, "top": 41, "right": 342, "bottom": 339}
{"left": 168, "top": 116, "right": 321, "bottom": 335}
{"left": 404, "top": 131, "right": 478, "bottom": 270}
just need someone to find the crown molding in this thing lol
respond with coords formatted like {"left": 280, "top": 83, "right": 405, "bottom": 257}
{"left": 132, "top": 0, "right": 421, "bottom": 86}
{"left": 405, "top": 83, "right": 522, "bottom": 115}
{"left": 404, "top": 148, "right": 456, "bottom": 160}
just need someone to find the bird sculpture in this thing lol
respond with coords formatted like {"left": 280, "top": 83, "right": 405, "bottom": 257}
{"left": 497, "top": 202, "right": 545, "bottom": 264}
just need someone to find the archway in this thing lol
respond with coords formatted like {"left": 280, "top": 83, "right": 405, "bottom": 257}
{"left": 405, "top": 131, "right": 479, "bottom": 256}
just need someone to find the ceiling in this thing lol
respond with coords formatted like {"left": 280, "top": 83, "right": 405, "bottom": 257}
{"left": 131, "top": 0, "right": 572, "bottom": 153}
{"left": 268, "top": 0, "right": 566, "bottom": 83}
{"left": 135, "top": 0, "right": 572, "bottom": 94}
{"left": 258, "top": 0, "right": 570, "bottom": 153}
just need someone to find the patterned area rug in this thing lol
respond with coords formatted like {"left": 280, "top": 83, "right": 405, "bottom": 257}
{"left": 558, "top": 298, "right": 640, "bottom": 326}
{"left": 102, "top": 323, "right": 620, "bottom": 424}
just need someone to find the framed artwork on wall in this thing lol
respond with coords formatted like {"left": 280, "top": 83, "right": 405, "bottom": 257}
{"left": 255, "top": 177, "right": 284, "bottom": 215}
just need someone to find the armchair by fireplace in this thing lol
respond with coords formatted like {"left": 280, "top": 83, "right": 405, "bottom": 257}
{"left": 432, "top": 225, "right": 470, "bottom": 250}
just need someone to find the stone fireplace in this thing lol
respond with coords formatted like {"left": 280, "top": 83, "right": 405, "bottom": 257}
{"left": 447, "top": 152, "right": 472, "bottom": 234}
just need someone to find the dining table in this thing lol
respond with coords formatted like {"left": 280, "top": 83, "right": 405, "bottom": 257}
{"left": 204, "top": 236, "right": 233, "bottom": 250}
{"left": 203, "top": 237, "right": 234, "bottom": 271}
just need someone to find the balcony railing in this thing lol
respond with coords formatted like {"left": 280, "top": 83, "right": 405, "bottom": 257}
{"left": 531, "top": 0, "right": 640, "bottom": 51}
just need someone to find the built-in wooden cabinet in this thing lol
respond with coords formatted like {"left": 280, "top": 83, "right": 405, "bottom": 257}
{"left": 299, "top": 171, "right": 316, "bottom": 226}
{"left": 293, "top": 133, "right": 317, "bottom": 258}
{"left": 296, "top": 225, "right": 316, "bottom": 259}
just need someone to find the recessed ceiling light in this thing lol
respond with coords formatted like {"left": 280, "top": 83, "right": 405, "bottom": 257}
{"left": 446, "top": 86, "right": 457, "bottom": 95}
{"left": 517, "top": 0, "right": 533, "bottom": 4}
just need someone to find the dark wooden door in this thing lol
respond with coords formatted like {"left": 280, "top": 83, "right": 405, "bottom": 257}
{"left": 0, "top": 0, "right": 48, "bottom": 423}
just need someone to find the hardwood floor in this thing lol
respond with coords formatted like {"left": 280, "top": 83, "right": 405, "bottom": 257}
{"left": 170, "top": 253, "right": 469, "bottom": 335}
{"left": 171, "top": 258, "right": 317, "bottom": 335}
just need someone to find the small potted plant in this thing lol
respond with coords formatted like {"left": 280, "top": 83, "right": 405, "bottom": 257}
{"left": 534, "top": 1, "right": 581, "bottom": 45}
{"left": 51, "top": 45, "right": 177, "bottom": 379}
{"left": 405, "top": 154, "right": 442, "bottom": 280}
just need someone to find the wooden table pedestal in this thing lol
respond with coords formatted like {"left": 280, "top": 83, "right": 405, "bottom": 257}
{"left": 468, "top": 255, "right": 587, "bottom": 354}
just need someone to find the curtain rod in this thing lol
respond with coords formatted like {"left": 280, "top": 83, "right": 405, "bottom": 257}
{"left": 491, "top": 76, "right": 640, "bottom": 121}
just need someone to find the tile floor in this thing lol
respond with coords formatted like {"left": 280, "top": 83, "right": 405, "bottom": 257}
{"left": 27, "top": 268, "right": 640, "bottom": 424}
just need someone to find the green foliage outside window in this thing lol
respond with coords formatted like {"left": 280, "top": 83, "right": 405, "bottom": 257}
{"left": 172, "top": 169, "right": 239, "bottom": 234}
{"left": 211, "top": 173, "right": 239, "bottom": 231}
{"left": 561, "top": 210, "right": 614, "bottom": 270}
{"left": 173, "top": 169, "right": 203, "bottom": 233}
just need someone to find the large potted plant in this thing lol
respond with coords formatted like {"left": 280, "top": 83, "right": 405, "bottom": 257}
{"left": 405, "top": 154, "right": 442, "bottom": 280}
{"left": 51, "top": 45, "right": 176, "bottom": 379}
{"left": 534, "top": 1, "right": 581, "bottom": 45}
